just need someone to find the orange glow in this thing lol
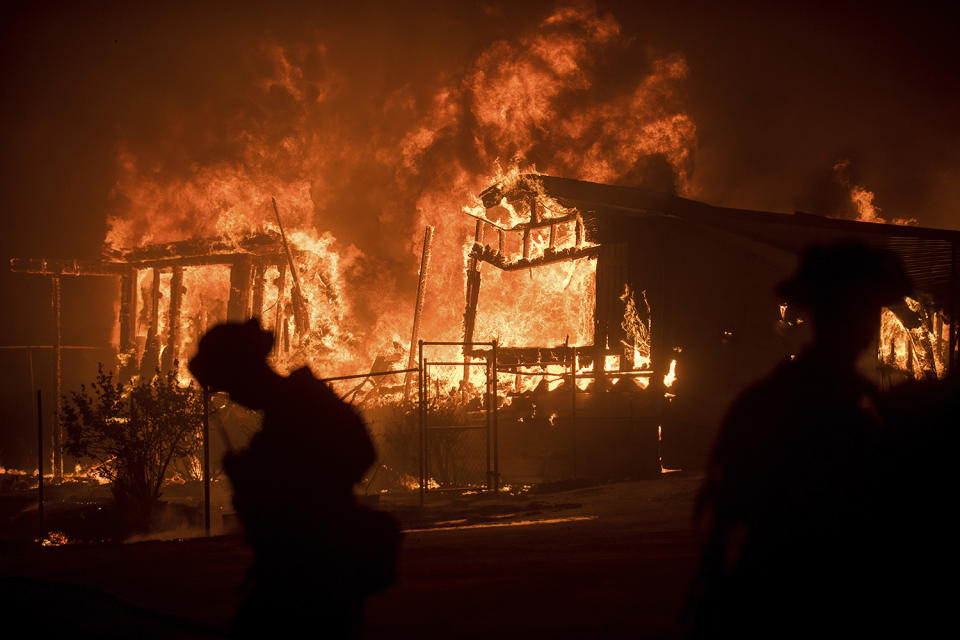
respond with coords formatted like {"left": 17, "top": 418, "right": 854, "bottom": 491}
{"left": 103, "top": 6, "right": 696, "bottom": 387}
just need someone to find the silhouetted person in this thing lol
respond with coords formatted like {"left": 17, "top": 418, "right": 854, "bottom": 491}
{"left": 189, "top": 319, "right": 399, "bottom": 639}
{"left": 874, "top": 368, "right": 959, "bottom": 635}
{"left": 687, "top": 241, "right": 911, "bottom": 638}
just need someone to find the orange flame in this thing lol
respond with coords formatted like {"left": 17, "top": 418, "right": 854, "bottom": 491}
{"left": 105, "top": 5, "right": 697, "bottom": 384}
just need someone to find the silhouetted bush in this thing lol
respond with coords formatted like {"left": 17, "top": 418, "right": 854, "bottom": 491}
{"left": 61, "top": 364, "right": 203, "bottom": 528}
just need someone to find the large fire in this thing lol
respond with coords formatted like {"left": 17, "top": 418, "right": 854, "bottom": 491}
{"left": 100, "top": 6, "right": 697, "bottom": 387}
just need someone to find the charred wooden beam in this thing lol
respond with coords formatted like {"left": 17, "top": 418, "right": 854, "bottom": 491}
{"left": 119, "top": 232, "right": 286, "bottom": 262}
{"left": 463, "top": 209, "right": 580, "bottom": 232}
{"left": 126, "top": 253, "right": 289, "bottom": 270}
{"left": 469, "top": 243, "right": 599, "bottom": 271}
{"left": 10, "top": 258, "right": 127, "bottom": 277}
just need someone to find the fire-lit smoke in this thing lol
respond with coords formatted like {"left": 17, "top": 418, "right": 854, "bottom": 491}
{"left": 105, "top": 5, "right": 696, "bottom": 377}
{"left": 832, "top": 159, "right": 917, "bottom": 226}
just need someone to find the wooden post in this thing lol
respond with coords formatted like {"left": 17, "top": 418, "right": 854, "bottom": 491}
{"left": 462, "top": 221, "right": 485, "bottom": 399}
{"left": 418, "top": 340, "right": 425, "bottom": 508}
{"left": 140, "top": 268, "right": 162, "bottom": 377}
{"left": 149, "top": 268, "right": 161, "bottom": 335}
{"left": 570, "top": 346, "right": 577, "bottom": 479}
{"left": 118, "top": 269, "right": 138, "bottom": 352}
{"left": 36, "top": 389, "right": 44, "bottom": 536}
{"left": 492, "top": 340, "right": 499, "bottom": 491}
{"left": 485, "top": 358, "right": 492, "bottom": 491}
{"left": 227, "top": 255, "right": 253, "bottom": 321}
{"left": 164, "top": 266, "right": 184, "bottom": 372}
{"left": 273, "top": 262, "right": 287, "bottom": 355}
{"left": 404, "top": 226, "right": 434, "bottom": 400}
{"left": 251, "top": 260, "right": 266, "bottom": 321}
{"left": 528, "top": 195, "right": 540, "bottom": 224}
{"left": 272, "top": 198, "right": 310, "bottom": 335}
{"left": 51, "top": 276, "right": 63, "bottom": 479}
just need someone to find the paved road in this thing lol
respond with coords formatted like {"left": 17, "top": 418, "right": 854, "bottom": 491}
{"left": 370, "top": 514, "right": 696, "bottom": 639}
{"left": 2, "top": 476, "right": 702, "bottom": 638}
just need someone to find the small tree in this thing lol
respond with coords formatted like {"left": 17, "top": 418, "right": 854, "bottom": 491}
{"left": 62, "top": 364, "right": 203, "bottom": 526}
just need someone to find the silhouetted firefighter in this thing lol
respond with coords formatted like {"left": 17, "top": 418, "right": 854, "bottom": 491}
{"left": 686, "top": 241, "right": 912, "bottom": 638}
{"left": 189, "top": 319, "right": 399, "bottom": 639}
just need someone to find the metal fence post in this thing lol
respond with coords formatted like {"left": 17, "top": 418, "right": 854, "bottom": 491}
{"left": 418, "top": 340, "right": 425, "bottom": 508}
{"left": 485, "top": 356, "right": 492, "bottom": 491}
{"left": 36, "top": 389, "right": 44, "bottom": 539}
{"left": 492, "top": 340, "right": 499, "bottom": 491}
{"left": 570, "top": 346, "right": 577, "bottom": 479}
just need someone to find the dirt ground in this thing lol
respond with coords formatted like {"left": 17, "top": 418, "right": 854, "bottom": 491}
{"left": 1, "top": 472, "right": 703, "bottom": 638}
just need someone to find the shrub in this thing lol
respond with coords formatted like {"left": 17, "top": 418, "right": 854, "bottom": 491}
{"left": 61, "top": 364, "right": 203, "bottom": 527}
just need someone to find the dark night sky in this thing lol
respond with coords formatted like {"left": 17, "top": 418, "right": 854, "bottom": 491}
{"left": 0, "top": 0, "right": 957, "bottom": 464}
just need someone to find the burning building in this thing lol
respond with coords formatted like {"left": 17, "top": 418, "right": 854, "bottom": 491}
{"left": 9, "top": 171, "right": 959, "bottom": 486}
{"left": 460, "top": 173, "right": 960, "bottom": 474}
